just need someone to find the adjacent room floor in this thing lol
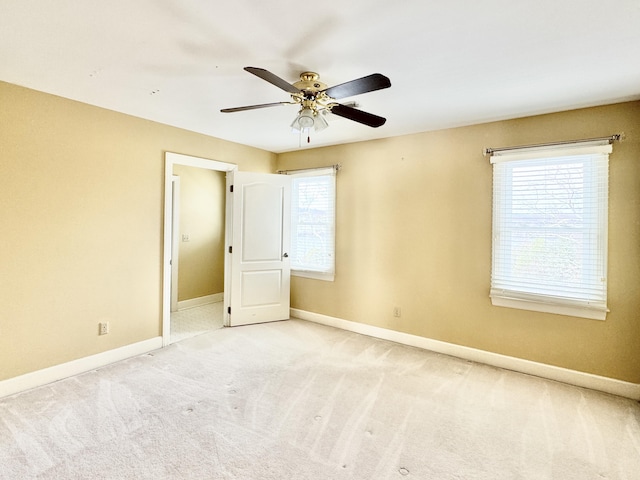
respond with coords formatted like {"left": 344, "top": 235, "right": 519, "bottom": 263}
{"left": 170, "top": 301, "right": 224, "bottom": 343}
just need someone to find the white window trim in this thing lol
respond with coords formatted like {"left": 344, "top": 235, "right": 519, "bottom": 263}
{"left": 490, "top": 293, "right": 608, "bottom": 321}
{"left": 490, "top": 141, "right": 611, "bottom": 320}
{"left": 292, "top": 269, "right": 335, "bottom": 281}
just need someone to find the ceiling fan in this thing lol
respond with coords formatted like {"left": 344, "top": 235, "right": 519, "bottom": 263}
{"left": 221, "top": 67, "right": 391, "bottom": 134}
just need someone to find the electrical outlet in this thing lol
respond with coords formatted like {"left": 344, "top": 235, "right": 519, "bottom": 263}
{"left": 393, "top": 307, "right": 401, "bottom": 318}
{"left": 182, "top": 234, "right": 190, "bottom": 242}
{"left": 99, "top": 322, "right": 110, "bottom": 335}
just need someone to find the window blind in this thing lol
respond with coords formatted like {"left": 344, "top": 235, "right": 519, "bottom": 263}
{"left": 288, "top": 167, "right": 336, "bottom": 280}
{"left": 490, "top": 142, "right": 611, "bottom": 320}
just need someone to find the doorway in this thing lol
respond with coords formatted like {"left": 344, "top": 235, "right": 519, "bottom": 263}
{"left": 162, "top": 152, "right": 237, "bottom": 346}
{"left": 170, "top": 165, "right": 225, "bottom": 342}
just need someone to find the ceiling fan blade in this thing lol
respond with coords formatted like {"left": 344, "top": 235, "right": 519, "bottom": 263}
{"left": 221, "top": 101, "right": 293, "bottom": 113}
{"left": 329, "top": 104, "right": 387, "bottom": 128}
{"left": 323, "top": 73, "right": 391, "bottom": 99}
{"left": 244, "top": 67, "right": 302, "bottom": 94}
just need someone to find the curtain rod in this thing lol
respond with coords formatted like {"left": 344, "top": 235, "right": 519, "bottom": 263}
{"left": 276, "top": 164, "right": 341, "bottom": 174}
{"left": 483, "top": 133, "right": 623, "bottom": 156}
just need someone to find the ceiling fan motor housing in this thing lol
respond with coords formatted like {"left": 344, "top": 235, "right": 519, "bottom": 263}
{"left": 294, "top": 72, "right": 327, "bottom": 93}
{"left": 293, "top": 72, "right": 331, "bottom": 113}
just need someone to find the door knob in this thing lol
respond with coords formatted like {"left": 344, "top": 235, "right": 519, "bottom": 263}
{"left": 283, "top": 253, "right": 289, "bottom": 258}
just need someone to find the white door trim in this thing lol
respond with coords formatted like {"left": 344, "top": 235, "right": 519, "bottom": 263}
{"left": 170, "top": 175, "right": 180, "bottom": 312}
{"left": 162, "top": 152, "right": 237, "bottom": 347}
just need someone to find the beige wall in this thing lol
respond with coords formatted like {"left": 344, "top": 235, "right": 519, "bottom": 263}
{"left": 2, "top": 79, "right": 638, "bottom": 385}
{"left": 173, "top": 165, "right": 225, "bottom": 301}
{"left": 0, "top": 81, "right": 275, "bottom": 381}
{"left": 277, "top": 101, "right": 640, "bottom": 383}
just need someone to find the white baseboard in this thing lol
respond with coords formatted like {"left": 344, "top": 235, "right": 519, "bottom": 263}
{"left": 177, "top": 293, "right": 223, "bottom": 311}
{"left": 0, "top": 336, "right": 163, "bottom": 399}
{"left": 291, "top": 309, "right": 640, "bottom": 400}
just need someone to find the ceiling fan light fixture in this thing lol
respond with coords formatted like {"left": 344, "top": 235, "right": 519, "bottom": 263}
{"left": 290, "top": 107, "right": 317, "bottom": 132}
{"left": 313, "top": 109, "right": 329, "bottom": 131}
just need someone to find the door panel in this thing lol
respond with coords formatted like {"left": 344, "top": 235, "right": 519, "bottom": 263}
{"left": 241, "top": 270, "right": 282, "bottom": 306}
{"left": 229, "top": 171, "right": 291, "bottom": 326}
{"left": 242, "top": 183, "right": 284, "bottom": 262}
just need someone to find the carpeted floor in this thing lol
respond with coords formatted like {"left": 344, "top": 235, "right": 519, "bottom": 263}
{"left": 1, "top": 319, "right": 639, "bottom": 479}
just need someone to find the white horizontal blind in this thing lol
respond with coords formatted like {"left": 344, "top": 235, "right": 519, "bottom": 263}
{"left": 288, "top": 167, "right": 336, "bottom": 280}
{"left": 490, "top": 143, "right": 611, "bottom": 319}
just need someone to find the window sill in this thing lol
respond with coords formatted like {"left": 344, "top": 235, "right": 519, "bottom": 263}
{"left": 292, "top": 270, "right": 334, "bottom": 282}
{"left": 490, "top": 292, "right": 607, "bottom": 321}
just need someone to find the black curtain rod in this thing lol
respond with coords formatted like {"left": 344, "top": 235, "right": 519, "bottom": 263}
{"left": 483, "top": 134, "right": 623, "bottom": 156}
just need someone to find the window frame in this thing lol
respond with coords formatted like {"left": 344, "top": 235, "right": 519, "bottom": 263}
{"left": 490, "top": 142, "right": 611, "bottom": 320}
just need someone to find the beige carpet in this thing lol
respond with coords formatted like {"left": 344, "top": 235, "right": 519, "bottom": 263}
{"left": 1, "top": 319, "right": 639, "bottom": 479}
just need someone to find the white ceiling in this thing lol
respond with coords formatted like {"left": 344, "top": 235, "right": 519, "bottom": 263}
{"left": 2, "top": 0, "right": 640, "bottom": 153}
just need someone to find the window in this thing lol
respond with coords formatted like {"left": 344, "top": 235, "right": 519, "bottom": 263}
{"left": 490, "top": 141, "right": 611, "bottom": 320}
{"left": 287, "top": 166, "right": 336, "bottom": 281}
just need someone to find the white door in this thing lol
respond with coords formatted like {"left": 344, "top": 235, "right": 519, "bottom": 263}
{"left": 228, "top": 171, "right": 291, "bottom": 326}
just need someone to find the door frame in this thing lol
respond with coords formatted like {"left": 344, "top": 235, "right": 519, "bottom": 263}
{"left": 162, "top": 152, "right": 237, "bottom": 347}
{"left": 170, "top": 175, "right": 180, "bottom": 313}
